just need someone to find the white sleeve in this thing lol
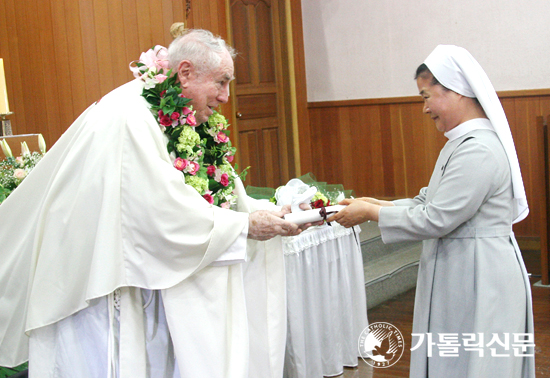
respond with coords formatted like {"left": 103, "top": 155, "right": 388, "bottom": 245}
{"left": 209, "top": 221, "right": 249, "bottom": 266}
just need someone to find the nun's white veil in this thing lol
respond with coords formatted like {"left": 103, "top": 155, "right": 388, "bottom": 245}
{"left": 424, "top": 45, "right": 529, "bottom": 224}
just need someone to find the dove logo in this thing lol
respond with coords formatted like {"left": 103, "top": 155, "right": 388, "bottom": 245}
{"left": 358, "top": 322, "right": 404, "bottom": 368}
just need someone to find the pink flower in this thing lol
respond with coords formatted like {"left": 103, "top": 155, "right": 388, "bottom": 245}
{"left": 187, "top": 161, "right": 200, "bottom": 175}
{"left": 130, "top": 47, "right": 169, "bottom": 79}
{"left": 174, "top": 158, "right": 188, "bottom": 171}
{"left": 221, "top": 202, "right": 230, "bottom": 209}
{"left": 129, "top": 62, "right": 146, "bottom": 79}
{"left": 142, "top": 46, "right": 169, "bottom": 71}
{"left": 215, "top": 132, "right": 229, "bottom": 144}
{"left": 186, "top": 114, "right": 197, "bottom": 127}
{"left": 182, "top": 107, "right": 193, "bottom": 115}
{"left": 220, "top": 173, "right": 229, "bottom": 187}
{"left": 207, "top": 165, "right": 216, "bottom": 176}
{"left": 159, "top": 115, "right": 172, "bottom": 127}
{"left": 171, "top": 112, "right": 180, "bottom": 120}
{"left": 154, "top": 74, "right": 168, "bottom": 83}
{"left": 157, "top": 60, "right": 170, "bottom": 70}
{"left": 13, "top": 169, "right": 27, "bottom": 180}
{"left": 226, "top": 155, "right": 234, "bottom": 163}
{"left": 203, "top": 193, "right": 214, "bottom": 204}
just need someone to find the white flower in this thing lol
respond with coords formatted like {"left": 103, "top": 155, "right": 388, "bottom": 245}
{"left": 13, "top": 169, "right": 27, "bottom": 180}
{"left": 1, "top": 139, "right": 12, "bottom": 158}
{"left": 214, "top": 167, "right": 223, "bottom": 182}
{"left": 38, "top": 134, "right": 47, "bottom": 154}
{"left": 143, "top": 76, "right": 160, "bottom": 89}
{"left": 21, "top": 142, "right": 30, "bottom": 156}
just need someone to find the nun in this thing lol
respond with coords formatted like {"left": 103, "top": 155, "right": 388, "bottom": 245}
{"left": 329, "top": 45, "right": 535, "bottom": 377}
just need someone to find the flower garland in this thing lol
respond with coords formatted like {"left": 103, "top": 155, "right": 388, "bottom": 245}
{"left": 130, "top": 46, "right": 248, "bottom": 208}
{"left": 0, "top": 138, "right": 46, "bottom": 204}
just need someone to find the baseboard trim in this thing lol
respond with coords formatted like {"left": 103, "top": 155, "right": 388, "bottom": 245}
{"left": 516, "top": 236, "right": 540, "bottom": 251}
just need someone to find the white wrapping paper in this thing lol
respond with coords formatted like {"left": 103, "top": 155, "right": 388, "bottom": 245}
{"left": 284, "top": 205, "right": 345, "bottom": 225}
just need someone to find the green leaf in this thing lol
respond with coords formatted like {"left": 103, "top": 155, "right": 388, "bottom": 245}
{"left": 167, "top": 141, "right": 176, "bottom": 154}
{"left": 171, "top": 126, "right": 183, "bottom": 138}
{"left": 0, "top": 362, "right": 28, "bottom": 377}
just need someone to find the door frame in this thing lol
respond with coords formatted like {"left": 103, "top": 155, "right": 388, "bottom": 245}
{"left": 224, "top": 0, "right": 310, "bottom": 184}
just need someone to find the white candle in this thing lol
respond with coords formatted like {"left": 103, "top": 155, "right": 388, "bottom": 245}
{"left": 0, "top": 59, "right": 10, "bottom": 114}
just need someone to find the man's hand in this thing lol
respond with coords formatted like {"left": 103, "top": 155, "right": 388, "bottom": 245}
{"left": 281, "top": 203, "right": 324, "bottom": 230}
{"left": 326, "top": 198, "right": 381, "bottom": 228}
{"left": 247, "top": 203, "right": 324, "bottom": 241}
{"left": 248, "top": 210, "right": 302, "bottom": 241}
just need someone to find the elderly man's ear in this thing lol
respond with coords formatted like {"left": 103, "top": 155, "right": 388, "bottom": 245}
{"left": 177, "top": 60, "right": 193, "bottom": 88}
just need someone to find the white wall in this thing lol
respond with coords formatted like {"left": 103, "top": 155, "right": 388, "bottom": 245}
{"left": 301, "top": 0, "right": 550, "bottom": 102}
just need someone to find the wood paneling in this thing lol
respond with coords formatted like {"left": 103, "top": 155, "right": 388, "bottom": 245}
{"left": 535, "top": 116, "right": 549, "bottom": 284}
{"left": 306, "top": 90, "right": 550, "bottom": 239}
{"left": 186, "top": 0, "right": 227, "bottom": 39}
{"left": 0, "top": 134, "right": 41, "bottom": 160}
{"left": 0, "top": 0, "right": 230, "bottom": 150}
{"left": 288, "top": 0, "right": 311, "bottom": 177}
{"left": 229, "top": 0, "right": 292, "bottom": 188}
{"left": 0, "top": 0, "right": 309, "bottom": 192}
{"left": 237, "top": 93, "right": 278, "bottom": 120}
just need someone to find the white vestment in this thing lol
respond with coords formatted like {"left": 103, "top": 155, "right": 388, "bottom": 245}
{"left": 0, "top": 79, "right": 286, "bottom": 378}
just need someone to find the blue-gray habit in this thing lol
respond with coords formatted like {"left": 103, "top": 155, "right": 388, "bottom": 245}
{"left": 378, "top": 122, "right": 535, "bottom": 378}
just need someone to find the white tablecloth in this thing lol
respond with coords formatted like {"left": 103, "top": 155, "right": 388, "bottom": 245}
{"left": 282, "top": 223, "right": 368, "bottom": 378}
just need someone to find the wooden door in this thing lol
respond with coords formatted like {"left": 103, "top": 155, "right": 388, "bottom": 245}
{"left": 228, "top": 0, "right": 293, "bottom": 189}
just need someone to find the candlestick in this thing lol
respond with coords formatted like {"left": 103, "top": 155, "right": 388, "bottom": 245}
{"left": 0, "top": 113, "right": 13, "bottom": 136}
{"left": 0, "top": 59, "right": 10, "bottom": 115}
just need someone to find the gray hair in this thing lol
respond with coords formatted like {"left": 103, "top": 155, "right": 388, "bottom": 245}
{"left": 167, "top": 29, "right": 236, "bottom": 74}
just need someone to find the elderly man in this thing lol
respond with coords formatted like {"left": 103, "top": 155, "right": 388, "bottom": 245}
{"left": 329, "top": 45, "right": 534, "bottom": 377}
{"left": 0, "top": 29, "right": 304, "bottom": 377}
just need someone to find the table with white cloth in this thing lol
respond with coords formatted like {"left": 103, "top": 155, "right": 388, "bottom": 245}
{"left": 282, "top": 223, "right": 368, "bottom": 378}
